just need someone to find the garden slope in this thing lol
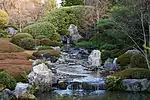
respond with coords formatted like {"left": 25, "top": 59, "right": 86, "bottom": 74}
{"left": 0, "top": 38, "right": 32, "bottom": 80}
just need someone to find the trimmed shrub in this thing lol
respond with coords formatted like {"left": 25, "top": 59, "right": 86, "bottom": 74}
{"left": 40, "top": 6, "right": 97, "bottom": 35}
{"left": 20, "top": 38, "right": 36, "bottom": 50}
{"left": 0, "top": 29, "right": 8, "bottom": 38}
{"left": 0, "top": 10, "right": 8, "bottom": 25}
{"left": 106, "top": 75, "right": 124, "bottom": 91}
{"left": 100, "top": 43, "right": 117, "bottom": 50}
{"left": 35, "top": 35, "right": 47, "bottom": 40}
{"left": 40, "top": 38, "right": 63, "bottom": 47}
{"left": 10, "top": 33, "right": 33, "bottom": 46}
{"left": 23, "top": 22, "right": 60, "bottom": 41}
{"left": 117, "top": 68, "right": 150, "bottom": 79}
{"left": 116, "top": 54, "right": 133, "bottom": 68}
{"left": 130, "top": 54, "right": 147, "bottom": 69}
{"left": 0, "top": 72, "right": 17, "bottom": 90}
{"left": 38, "top": 46, "right": 53, "bottom": 50}
{"left": 40, "top": 38, "right": 51, "bottom": 46}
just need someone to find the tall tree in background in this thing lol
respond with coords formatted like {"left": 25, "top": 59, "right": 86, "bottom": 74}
{"left": 0, "top": 0, "right": 57, "bottom": 31}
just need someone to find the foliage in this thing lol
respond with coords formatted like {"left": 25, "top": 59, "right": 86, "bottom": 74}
{"left": 100, "top": 43, "right": 117, "bottom": 50}
{"left": 40, "top": 38, "right": 52, "bottom": 46}
{"left": 35, "top": 35, "right": 47, "bottom": 40}
{"left": 27, "top": 83, "right": 39, "bottom": 95}
{"left": 116, "top": 54, "right": 133, "bottom": 69}
{"left": 75, "top": 41, "right": 98, "bottom": 48}
{"left": 20, "top": 38, "right": 36, "bottom": 50}
{"left": 106, "top": 75, "right": 124, "bottom": 91}
{"left": 0, "top": 29, "right": 8, "bottom": 38}
{"left": 10, "top": 33, "right": 33, "bottom": 46}
{"left": 0, "top": 72, "right": 16, "bottom": 90}
{"left": 40, "top": 38, "right": 63, "bottom": 47}
{"left": 23, "top": 22, "right": 60, "bottom": 41}
{"left": 40, "top": 6, "right": 97, "bottom": 35}
{"left": 0, "top": 29, "right": 8, "bottom": 35}
{"left": 62, "top": 0, "right": 84, "bottom": 6}
{"left": 117, "top": 68, "right": 150, "bottom": 79}
{"left": 130, "top": 54, "right": 147, "bottom": 69}
{"left": 38, "top": 46, "right": 53, "bottom": 50}
{"left": 0, "top": 10, "right": 8, "bottom": 25}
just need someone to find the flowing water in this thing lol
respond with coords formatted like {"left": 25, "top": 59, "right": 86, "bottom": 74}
{"left": 36, "top": 45, "right": 150, "bottom": 100}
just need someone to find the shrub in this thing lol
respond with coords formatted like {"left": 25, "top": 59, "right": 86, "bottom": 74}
{"left": 40, "top": 38, "right": 63, "bottom": 47}
{"left": 0, "top": 29, "right": 8, "bottom": 38}
{"left": 106, "top": 75, "right": 125, "bottom": 91}
{"left": 40, "top": 38, "right": 51, "bottom": 46}
{"left": 0, "top": 72, "right": 17, "bottom": 90}
{"left": 20, "top": 38, "right": 36, "bottom": 50}
{"left": 0, "top": 10, "right": 8, "bottom": 25}
{"left": 116, "top": 54, "right": 133, "bottom": 69}
{"left": 130, "top": 54, "right": 147, "bottom": 69}
{"left": 10, "top": 33, "right": 33, "bottom": 46}
{"left": 62, "top": 0, "right": 84, "bottom": 6}
{"left": 40, "top": 6, "right": 97, "bottom": 35}
{"left": 38, "top": 46, "right": 53, "bottom": 50}
{"left": 23, "top": 22, "right": 60, "bottom": 41}
{"left": 100, "top": 43, "right": 117, "bottom": 50}
{"left": 35, "top": 35, "right": 47, "bottom": 40}
{"left": 75, "top": 41, "right": 98, "bottom": 48}
{"left": 117, "top": 68, "right": 150, "bottom": 79}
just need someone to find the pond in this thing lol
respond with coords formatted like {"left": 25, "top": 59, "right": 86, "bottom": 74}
{"left": 36, "top": 91, "right": 150, "bottom": 100}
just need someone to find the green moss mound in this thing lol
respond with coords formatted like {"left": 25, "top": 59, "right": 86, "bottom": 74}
{"left": 117, "top": 68, "right": 150, "bottom": 79}
{"left": 20, "top": 38, "right": 36, "bottom": 50}
{"left": 130, "top": 54, "right": 147, "bottom": 69}
{"left": 23, "top": 22, "right": 60, "bottom": 41}
{"left": 116, "top": 54, "right": 133, "bottom": 69}
{"left": 10, "top": 33, "right": 33, "bottom": 46}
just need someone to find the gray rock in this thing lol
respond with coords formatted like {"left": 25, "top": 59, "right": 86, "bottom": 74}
{"left": 104, "top": 58, "right": 119, "bottom": 70}
{"left": 122, "top": 79, "right": 150, "bottom": 92}
{"left": 14, "top": 83, "right": 30, "bottom": 98}
{"left": 4, "top": 27, "right": 18, "bottom": 34}
{"left": 125, "top": 49, "right": 141, "bottom": 54}
{"left": 68, "top": 24, "right": 82, "bottom": 43}
{"left": 28, "top": 63, "right": 52, "bottom": 92}
{"left": 88, "top": 50, "right": 101, "bottom": 67}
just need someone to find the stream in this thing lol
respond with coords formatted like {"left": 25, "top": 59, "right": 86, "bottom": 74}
{"left": 35, "top": 45, "right": 150, "bottom": 100}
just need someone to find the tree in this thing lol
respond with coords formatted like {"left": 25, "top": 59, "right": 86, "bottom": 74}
{"left": 110, "top": 0, "right": 150, "bottom": 70}
{"left": 0, "top": 0, "right": 57, "bottom": 31}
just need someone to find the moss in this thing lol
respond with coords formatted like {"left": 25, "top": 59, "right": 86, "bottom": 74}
{"left": 38, "top": 46, "right": 53, "bottom": 50}
{"left": 20, "top": 38, "right": 36, "bottom": 50}
{"left": 10, "top": 33, "right": 33, "bottom": 46}
{"left": 130, "top": 54, "right": 147, "bottom": 69}
{"left": 116, "top": 54, "right": 133, "bottom": 69}
{"left": 117, "top": 68, "right": 150, "bottom": 79}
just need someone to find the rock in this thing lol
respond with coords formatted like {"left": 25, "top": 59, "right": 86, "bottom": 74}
{"left": 14, "top": 83, "right": 29, "bottom": 98}
{"left": 32, "top": 50, "right": 60, "bottom": 63}
{"left": 18, "top": 93, "right": 36, "bottom": 100}
{"left": 104, "top": 58, "right": 119, "bottom": 70}
{"left": 4, "top": 27, "right": 18, "bottom": 35}
{"left": 51, "top": 46, "right": 61, "bottom": 52}
{"left": 58, "top": 79, "right": 68, "bottom": 89}
{"left": 88, "top": 50, "right": 101, "bottom": 67}
{"left": 125, "top": 49, "right": 141, "bottom": 54}
{"left": 28, "top": 63, "right": 52, "bottom": 92}
{"left": 68, "top": 24, "right": 82, "bottom": 43}
{"left": 122, "top": 79, "right": 150, "bottom": 92}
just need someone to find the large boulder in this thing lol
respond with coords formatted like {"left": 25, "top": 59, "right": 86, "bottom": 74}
{"left": 122, "top": 79, "right": 150, "bottom": 92}
{"left": 88, "top": 50, "right": 101, "bottom": 67}
{"left": 68, "top": 24, "right": 82, "bottom": 43}
{"left": 28, "top": 63, "right": 52, "bottom": 92}
{"left": 125, "top": 49, "right": 141, "bottom": 54}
